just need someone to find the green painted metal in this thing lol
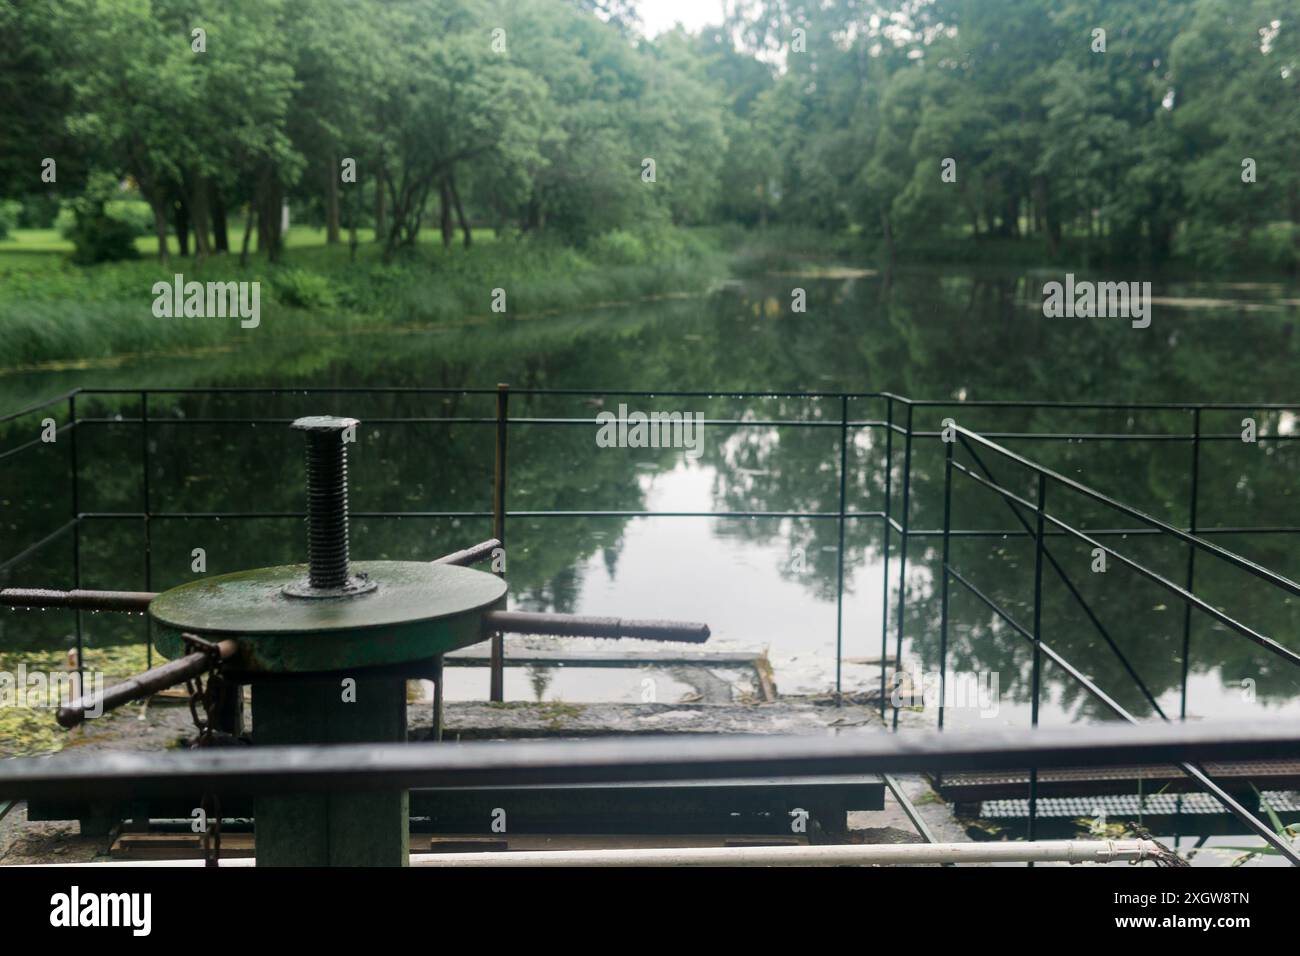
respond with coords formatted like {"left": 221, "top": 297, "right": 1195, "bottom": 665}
{"left": 149, "top": 560, "right": 506, "bottom": 673}
{"left": 148, "top": 555, "right": 505, "bottom": 863}
{"left": 252, "top": 675, "right": 409, "bottom": 866}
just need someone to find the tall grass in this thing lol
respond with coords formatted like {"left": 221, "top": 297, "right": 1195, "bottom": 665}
{"left": 0, "top": 227, "right": 728, "bottom": 368}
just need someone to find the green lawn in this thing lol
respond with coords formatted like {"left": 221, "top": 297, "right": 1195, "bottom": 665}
{"left": 0, "top": 222, "right": 503, "bottom": 258}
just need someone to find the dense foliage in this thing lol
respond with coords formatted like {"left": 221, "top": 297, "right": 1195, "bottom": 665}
{"left": 1, "top": 0, "right": 1296, "bottom": 269}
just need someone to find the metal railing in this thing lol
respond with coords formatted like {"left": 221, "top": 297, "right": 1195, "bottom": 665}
{"left": 7, "top": 388, "right": 1300, "bottom": 693}
{"left": 939, "top": 423, "right": 1300, "bottom": 862}
{"left": 4, "top": 387, "right": 1300, "bottom": 858}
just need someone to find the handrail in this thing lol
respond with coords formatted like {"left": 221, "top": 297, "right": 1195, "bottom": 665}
{"left": 953, "top": 424, "right": 1300, "bottom": 600}
{"left": 941, "top": 426, "right": 1300, "bottom": 863}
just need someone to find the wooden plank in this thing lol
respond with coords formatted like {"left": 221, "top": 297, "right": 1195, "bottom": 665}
{"left": 112, "top": 833, "right": 256, "bottom": 860}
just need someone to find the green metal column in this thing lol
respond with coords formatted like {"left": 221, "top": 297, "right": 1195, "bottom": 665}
{"left": 252, "top": 675, "right": 409, "bottom": 866}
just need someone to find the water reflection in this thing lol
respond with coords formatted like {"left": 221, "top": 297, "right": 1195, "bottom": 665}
{"left": 3, "top": 266, "right": 1300, "bottom": 730}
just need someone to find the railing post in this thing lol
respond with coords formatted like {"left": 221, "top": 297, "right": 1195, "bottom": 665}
{"left": 879, "top": 397, "right": 894, "bottom": 720}
{"left": 890, "top": 403, "right": 914, "bottom": 732}
{"left": 1029, "top": 472, "right": 1047, "bottom": 852}
{"left": 490, "top": 383, "right": 509, "bottom": 702}
{"left": 141, "top": 391, "right": 152, "bottom": 669}
{"left": 1179, "top": 407, "right": 1201, "bottom": 721}
{"left": 834, "top": 394, "right": 848, "bottom": 704}
{"left": 431, "top": 654, "right": 445, "bottom": 742}
{"left": 68, "top": 394, "right": 83, "bottom": 689}
{"left": 937, "top": 435, "right": 953, "bottom": 732}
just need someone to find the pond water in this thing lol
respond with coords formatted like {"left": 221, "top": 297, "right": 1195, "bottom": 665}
{"left": 5, "top": 262, "right": 1299, "bottom": 860}
{"left": 5, "top": 264, "right": 1300, "bottom": 723}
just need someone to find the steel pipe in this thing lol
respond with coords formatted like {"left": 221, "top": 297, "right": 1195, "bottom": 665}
{"left": 1, "top": 720, "right": 1296, "bottom": 802}
{"left": 432, "top": 539, "right": 501, "bottom": 567}
{"left": 20, "top": 839, "right": 1170, "bottom": 868}
{"left": 0, "top": 588, "right": 157, "bottom": 613}
{"left": 482, "top": 611, "right": 709, "bottom": 643}
{"left": 414, "top": 839, "right": 1172, "bottom": 867}
{"left": 56, "top": 638, "right": 238, "bottom": 728}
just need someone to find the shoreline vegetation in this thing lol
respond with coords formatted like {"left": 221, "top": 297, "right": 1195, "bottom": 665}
{"left": 4, "top": 221, "right": 1299, "bottom": 375}
{"left": 0, "top": 224, "right": 731, "bottom": 370}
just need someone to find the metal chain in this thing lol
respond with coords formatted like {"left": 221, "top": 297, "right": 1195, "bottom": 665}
{"left": 182, "top": 636, "right": 225, "bottom": 866}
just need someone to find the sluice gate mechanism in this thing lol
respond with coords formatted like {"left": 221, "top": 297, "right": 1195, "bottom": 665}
{"left": 2, "top": 388, "right": 1299, "bottom": 866}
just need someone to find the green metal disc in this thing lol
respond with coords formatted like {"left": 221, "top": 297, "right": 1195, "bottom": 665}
{"left": 149, "top": 561, "right": 505, "bottom": 673}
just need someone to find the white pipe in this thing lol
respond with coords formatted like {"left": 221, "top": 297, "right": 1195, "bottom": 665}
{"left": 17, "top": 839, "right": 1163, "bottom": 867}
{"left": 408, "top": 840, "right": 1163, "bottom": 867}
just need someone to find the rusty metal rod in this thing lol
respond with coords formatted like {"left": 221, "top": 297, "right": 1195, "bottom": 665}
{"left": 432, "top": 538, "right": 501, "bottom": 567}
{"left": 491, "top": 383, "right": 510, "bottom": 701}
{"left": 482, "top": 611, "right": 709, "bottom": 643}
{"left": 56, "top": 638, "right": 237, "bottom": 728}
{"left": 0, "top": 587, "right": 157, "bottom": 613}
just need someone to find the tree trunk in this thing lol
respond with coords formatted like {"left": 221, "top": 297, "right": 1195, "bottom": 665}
{"left": 211, "top": 186, "right": 229, "bottom": 253}
{"left": 150, "top": 198, "right": 170, "bottom": 266}
{"left": 373, "top": 168, "right": 386, "bottom": 242}
{"left": 449, "top": 172, "right": 471, "bottom": 248}
{"left": 174, "top": 200, "right": 189, "bottom": 257}
{"left": 256, "top": 169, "right": 284, "bottom": 264}
{"left": 1290, "top": 186, "right": 1300, "bottom": 273}
{"left": 240, "top": 202, "right": 256, "bottom": 268}
{"left": 880, "top": 209, "right": 895, "bottom": 264}
{"left": 439, "top": 177, "right": 454, "bottom": 248}
{"left": 525, "top": 194, "right": 544, "bottom": 233}
{"left": 326, "top": 155, "right": 340, "bottom": 244}
{"left": 188, "top": 175, "right": 213, "bottom": 261}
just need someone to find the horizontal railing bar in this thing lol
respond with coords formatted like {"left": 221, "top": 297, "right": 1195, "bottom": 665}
{"left": 76, "top": 511, "right": 493, "bottom": 520}
{"left": 74, "top": 510, "right": 890, "bottom": 521}
{"left": 62, "top": 415, "right": 1300, "bottom": 442}
{"left": 51, "top": 511, "right": 1300, "bottom": 538}
{"left": 1, "top": 720, "right": 1296, "bottom": 800}
{"left": 74, "top": 387, "right": 888, "bottom": 399}
{"left": 72, "top": 416, "right": 891, "bottom": 429}
{"left": 66, "top": 387, "right": 1300, "bottom": 411}
{"left": 904, "top": 525, "right": 1300, "bottom": 538}
{"left": 908, "top": 429, "right": 1300, "bottom": 442}
{"left": 954, "top": 426, "right": 1300, "bottom": 600}
{"left": 893, "top": 395, "right": 1300, "bottom": 411}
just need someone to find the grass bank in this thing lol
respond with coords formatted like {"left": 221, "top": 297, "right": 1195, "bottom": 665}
{"left": 0, "top": 226, "right": 729, "bottom": 369}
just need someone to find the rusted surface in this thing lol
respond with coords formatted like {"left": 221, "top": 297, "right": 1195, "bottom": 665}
{"left": 56, "top": 638, "right": 237, "bottom": 728}
{"left": 0, "top": 588, "right": 156, "bottom": 613}
{"left": 482, "top": 611, "right": 709, "bottom": 643}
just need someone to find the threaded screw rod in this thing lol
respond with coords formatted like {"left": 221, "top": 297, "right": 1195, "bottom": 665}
{"left": 291, "top": 416, "right": 359, "bottom": 591}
